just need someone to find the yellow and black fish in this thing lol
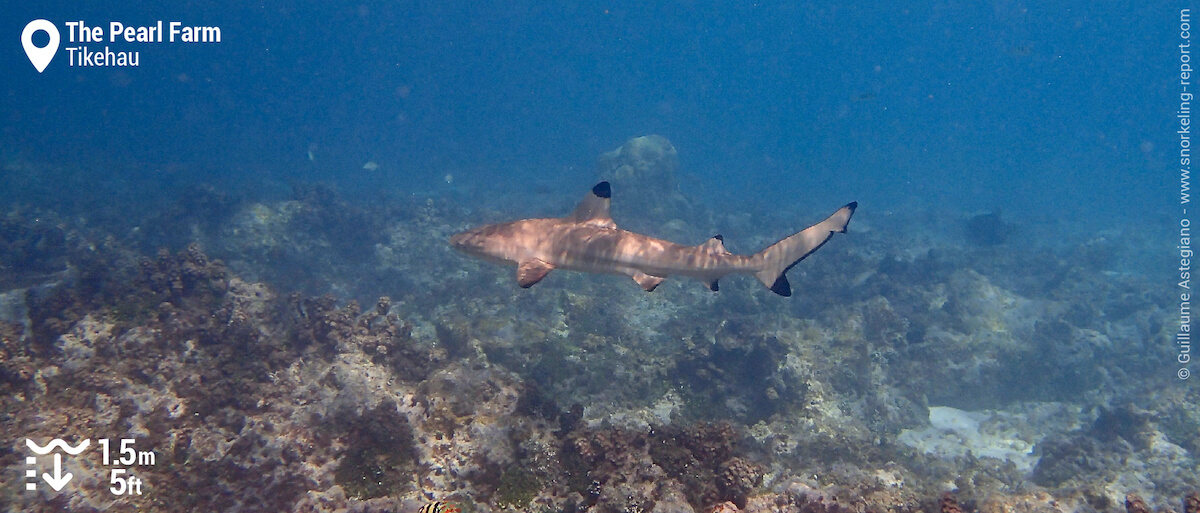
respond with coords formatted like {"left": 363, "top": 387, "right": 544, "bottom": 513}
{"left": 419, "top": 501, "right": 461, "bottom": 513}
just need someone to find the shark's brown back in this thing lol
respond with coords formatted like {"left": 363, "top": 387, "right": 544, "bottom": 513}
{"left": 451, "top": 181, "right": 855, "bottom": 296}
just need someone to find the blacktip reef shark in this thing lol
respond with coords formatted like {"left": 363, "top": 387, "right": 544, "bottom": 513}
{"left": 449, "top": 182, "right": 856, "bottom": 296}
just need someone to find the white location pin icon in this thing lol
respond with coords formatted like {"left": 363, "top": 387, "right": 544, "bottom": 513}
{"left": 22, "top": 19, "right": 60, "bottom": 73}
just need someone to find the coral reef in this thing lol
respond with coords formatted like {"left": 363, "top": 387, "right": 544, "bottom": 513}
{"left": 332, "top": 399, "right": 419, "bottom": 500}
{"left": 963, "top": 212, "right": 1013, "bottom": 247}
{"left": 1124, "top": 493, "right": 1149, "bottom": 513}
{"left": 554, "top": 420, "right": 761, "bottom": 513}
{"left": 597, "top": 135, "right": 681, "bottom": 192}
{"left": 939, "top": 492, "right": 963, "bottom": 513}
{"left": 0, "top": 141, "right": 1191, "bottom": 512}
{"left": 495, "top": 466, "right": 541, "bottom": 509}
{"left": 595, "top": 135, "right": 707, "bottom": 239}
{"left": 203, "top": 183, "right": 389, "bottom": 297}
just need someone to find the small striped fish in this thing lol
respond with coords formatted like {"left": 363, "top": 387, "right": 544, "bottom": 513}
{"left": 419, "top": 502, "right": 461, "bottom": 513}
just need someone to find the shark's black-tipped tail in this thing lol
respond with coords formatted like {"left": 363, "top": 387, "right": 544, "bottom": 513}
{"left": 753, "top": 202, "right": 856, "bottom": 296}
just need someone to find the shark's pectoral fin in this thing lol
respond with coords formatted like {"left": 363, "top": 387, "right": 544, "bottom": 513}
{"left": 631, "top": 271, "right": 666, "bottom": 292}
{"left": 517, "top": 259, "right": 555, "bottom": 288}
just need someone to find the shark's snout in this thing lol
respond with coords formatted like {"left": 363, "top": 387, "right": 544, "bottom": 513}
{"left": 449, "top": 225, "right": 518, "bottom": 266}
{"left": 450, "top": 227, "right": 499, "bottom": 257}
{"left": 449, "top": 230, "right": 479, "bottom": 253}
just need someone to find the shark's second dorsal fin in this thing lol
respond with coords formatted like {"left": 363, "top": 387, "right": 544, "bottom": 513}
{"left": 566, "top": 182, "right": 616, "bottom": 229}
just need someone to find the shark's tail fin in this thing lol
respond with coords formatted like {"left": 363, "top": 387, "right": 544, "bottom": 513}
{"left": 752, "top": 202, "right": 857, "bottom": 296}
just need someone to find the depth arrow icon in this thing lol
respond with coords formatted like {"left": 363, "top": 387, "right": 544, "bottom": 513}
{"left": 42, "top": 453, "right": 72, "bottom": 491}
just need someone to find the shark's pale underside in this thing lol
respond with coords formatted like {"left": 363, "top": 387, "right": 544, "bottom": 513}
{"left": 450, "top": 182, "right": 856, "bottom": 296}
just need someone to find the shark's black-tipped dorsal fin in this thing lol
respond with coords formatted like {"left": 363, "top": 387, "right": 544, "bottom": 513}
{"left": 517, "top": 259, "right": 555, "bottom": 288}
{"left": 566, "top": 181, "right": 616, "bottom": 229}
{"left": 700, "top": 234, "right": 730, "bottom": 255}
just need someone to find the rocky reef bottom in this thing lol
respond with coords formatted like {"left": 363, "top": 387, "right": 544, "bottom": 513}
{"left": 0, "top": 179, "right": 1194, "bottom": 513}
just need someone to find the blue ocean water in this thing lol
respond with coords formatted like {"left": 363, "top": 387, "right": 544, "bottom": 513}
{"left": 2, "top": 1, "right": 1172, "bottom": 225}
{"left": 1, "top": 2, "right": 1192, "bottom": 512}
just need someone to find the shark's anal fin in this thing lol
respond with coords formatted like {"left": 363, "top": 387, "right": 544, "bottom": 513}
{"left": 517, "top": 259, "right": 555, "bottom": 288}
{"left": 631, "top": 271, "right": 666, "bottom": 292}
